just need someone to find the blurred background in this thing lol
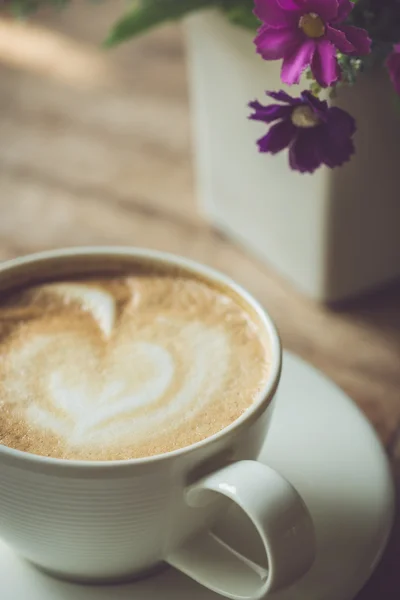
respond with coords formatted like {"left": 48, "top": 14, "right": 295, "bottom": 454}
{"left": 0, "top": 1, "right": 399, "bottom": 597}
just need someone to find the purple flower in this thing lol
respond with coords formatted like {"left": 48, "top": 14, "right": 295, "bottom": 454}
{"left": 254, "top": 0, "right": 371, "bottom": 87}
{"left": 249, "top": 90, "right": 356, "bottom": 173}
{"left": 386, "top": 44, "right": 400, "bottom": 96}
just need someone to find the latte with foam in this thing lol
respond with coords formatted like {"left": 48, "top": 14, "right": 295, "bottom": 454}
{"left": 0, "top": 268, "right": 270, "bottom": 461}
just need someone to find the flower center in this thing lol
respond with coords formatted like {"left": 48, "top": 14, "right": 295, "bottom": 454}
{"left": 299, "top": 13, "right": 325, "bottom": 38}
{"left": 291, "top": 105, "right": 320, "bottom": 128}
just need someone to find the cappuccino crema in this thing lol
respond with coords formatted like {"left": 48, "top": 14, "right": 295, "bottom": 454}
{"left": 0, "top": 269, "right": 270, "bottom": 460}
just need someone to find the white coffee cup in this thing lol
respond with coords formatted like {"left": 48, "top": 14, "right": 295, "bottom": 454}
{"left": 0, "top": 247, "right": 315, "bottom": 599}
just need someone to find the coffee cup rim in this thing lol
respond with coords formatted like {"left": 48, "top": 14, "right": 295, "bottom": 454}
{"left": 0, "top": 246, "right": 282, "bottom": 471}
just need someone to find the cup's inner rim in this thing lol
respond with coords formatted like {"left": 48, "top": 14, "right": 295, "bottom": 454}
{"left": 0, "top": 250, "right": 258, "bottom": 316}
{"left": 0, "top": 247, "right": 282, "bottom": 470}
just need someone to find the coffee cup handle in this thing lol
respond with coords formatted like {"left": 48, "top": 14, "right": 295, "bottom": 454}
{"left": 166, "top": 460, "right": 315, "bottom": 599}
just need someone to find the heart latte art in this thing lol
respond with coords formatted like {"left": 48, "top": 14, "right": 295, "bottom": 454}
{"left": 0, "top": 274, "right": 270, "bottom": 460}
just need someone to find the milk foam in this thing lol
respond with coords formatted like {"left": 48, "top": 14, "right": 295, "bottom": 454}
{"left": 0, "top": 275, "right": 270, "bottom": 460}
{"left": 46, "top": 284, "right": 117, "bottom": 338}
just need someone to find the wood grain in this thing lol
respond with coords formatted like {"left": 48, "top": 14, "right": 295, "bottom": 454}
{"left": 0, "top": 1, "right": 399, "bottom": 597}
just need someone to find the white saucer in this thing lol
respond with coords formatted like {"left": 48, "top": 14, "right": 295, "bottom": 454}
{"left": 0, "top": 352, "right": 395, "bottom": 600}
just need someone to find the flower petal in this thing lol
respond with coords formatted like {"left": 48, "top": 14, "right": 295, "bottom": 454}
{"left": 289, "top": 128, "right": 323, "bottom": 173}
{"left": 301, "top": 90, "right": 329, "bottom": 120}
{"left": 326, "top": 25, "right": 355, "bottom": 54}
{"left": 322, "top": 137, "right": 355, "bottom": 168}
{"left": 311, "top": 39, "right": 339, "bottom": 87}
{"left": 255, "top": 25, "right": 301, "bottom": 60}
{"left": 249, "top": 101, "right": 293, "bottom": 123}
{"left": 319, "top": 107, "right": 356, "bottom": 168}
{"left": 301, "top": 0, "right": 339, "bottom": 22}
{"left": 281, "top": 39, "right": 316, "bottom": 85}
{"left": 386, "top": 49, "right": 400, "bottom": 96}
{"left": 327, "top": 106, "right": 356, "bottom": 137}
{"left": 254, "top": 0, "right": 298, "bottom": 28}
{"left": 277, "top": 0, "right": 302, "bottom": 10}
{"left": 267, "top": 90, "right": 302, "bottom": 104}
{"left": 334, "top": 0, "right": 353, "bottom": 23}
{"left": 257, "top": 119, "right": 296, "bottom": 154}
{"left": 339, "top": 25, "right": 371, "bottom": 56}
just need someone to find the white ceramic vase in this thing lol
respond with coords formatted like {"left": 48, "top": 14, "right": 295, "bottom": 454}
{"left": 185, "top": 10, "right": 400, "bottom": 302}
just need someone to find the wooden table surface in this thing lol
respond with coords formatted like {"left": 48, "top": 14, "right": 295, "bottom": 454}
{"left": 0, "top": 1, "right": 399, "bottom": 597}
